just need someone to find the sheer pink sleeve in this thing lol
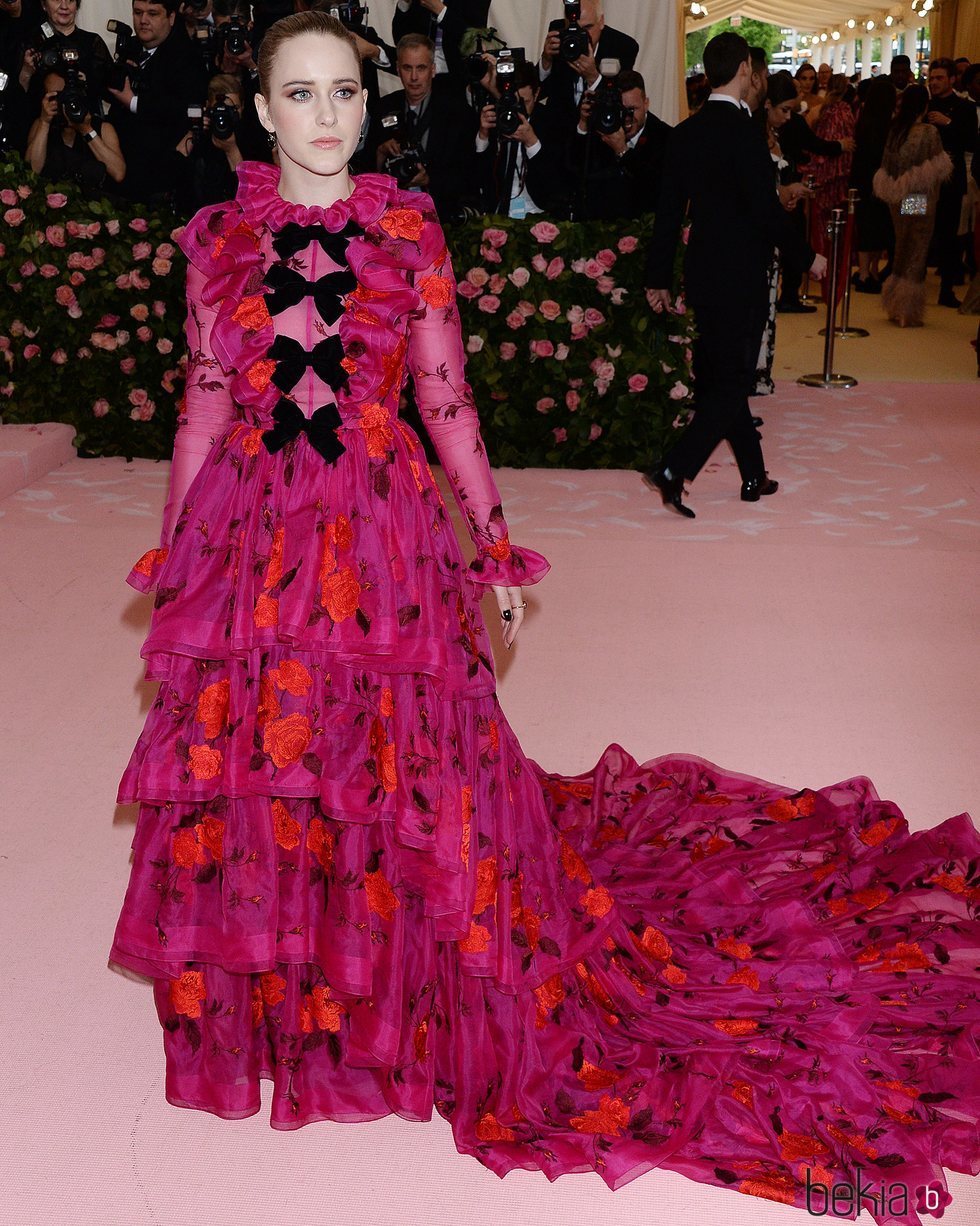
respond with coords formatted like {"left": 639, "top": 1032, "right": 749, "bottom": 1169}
{"left": 158, "top": 260, "right": 235, "bottom": 545}
{"left": 405, "top": 221, "right": 551, "bottom": 589}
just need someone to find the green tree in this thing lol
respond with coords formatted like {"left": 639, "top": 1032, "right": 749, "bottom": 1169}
{"left": 686, "top": 17, "right": 783, "bottom": 71}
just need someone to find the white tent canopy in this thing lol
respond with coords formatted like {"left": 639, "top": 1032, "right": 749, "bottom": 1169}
{"left": 686, "top": 1, "right": 927, "bottom": 37}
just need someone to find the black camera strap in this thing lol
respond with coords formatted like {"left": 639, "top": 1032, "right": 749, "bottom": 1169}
{"left": 403, "top": 96, "right": 433, "bottom": 149}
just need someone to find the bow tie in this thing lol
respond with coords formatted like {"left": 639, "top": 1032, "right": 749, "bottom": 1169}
{"left": 271, "top": 219, "right": 364, "bottom": 262}
{"left": 263, "top": 263, "right": 357, "bottom": 324}
{"left": 267, "top": 334, "right": 350, "bottom": 395}
{"left": 261, "top": 397, "right": 346, "bottom": 464}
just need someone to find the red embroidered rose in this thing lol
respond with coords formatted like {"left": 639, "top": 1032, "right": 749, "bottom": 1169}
{"left": 379, "top": 207, "right": 424, "bottom": 242}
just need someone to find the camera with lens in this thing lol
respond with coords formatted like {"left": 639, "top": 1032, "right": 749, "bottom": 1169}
{"left": 321, "top": 2, "right": 367, "bottom": 29}
{"left": 52, "top": 49, "right": 88, "bottom": 124}
{"left": 590, "top": 58, "right": 624, "bottom": 135}
{"left": 208, "top": 94, "right": 238, "bottom": 140}
{"left": 560, "top": 1, "right": 589, "bottom": 62}
{"left": 380, "top": 112, "right": 424, "bottom": 185}
{"left": 217, "top": 15, "right": 250, "bottom": 58}
{"left": 493, "top": 51, "right": 524, "bottom": 138}
{"left": 185, "top": 104, "right": 205, "bottom": 151}
{"left": 37, "top": 22, "right": 64, "bottom": 72}
{"left": 106, "top": 20, "right": 139, "bottom": 92}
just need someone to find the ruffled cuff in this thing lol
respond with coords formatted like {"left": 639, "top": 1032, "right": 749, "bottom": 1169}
{"left": 466, "top": 542, "right": 551, "bottom": 588}
{"left": 126, "top": 545, "right": 169, "bottom": 594}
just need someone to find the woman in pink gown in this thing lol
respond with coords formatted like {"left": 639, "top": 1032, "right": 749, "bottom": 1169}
{"left": 109, "top": 13, "right": 980, "bottom": 1222}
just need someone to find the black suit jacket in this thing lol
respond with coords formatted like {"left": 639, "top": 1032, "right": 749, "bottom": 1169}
{"left": 539, "top": 25, "right": 639, "bottom": 125}
{"left": 568, "top": 112, "right": 672, "bottom": 220}
{"left": 391, "top": 0, "right": 490, "bottom": 78}
{"left": 107, "top": 31, "right": 208, "bottom": 203}
{"left": 645, "top": 99, "right": 783, "bottom": 306}
{"left": 475, "top": 93, "right": 566, "bottom": 216}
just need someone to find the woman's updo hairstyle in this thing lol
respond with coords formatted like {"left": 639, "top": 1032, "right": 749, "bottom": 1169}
{"left": 766, "top": 69, "right": 798, "bottom": 108}
{"left": 257, "top": 9, "right": 363, "bottom": 99}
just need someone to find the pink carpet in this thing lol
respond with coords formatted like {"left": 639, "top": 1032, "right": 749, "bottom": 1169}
{"left": 2, "top": 378, "right": 978, "bottom": 1224}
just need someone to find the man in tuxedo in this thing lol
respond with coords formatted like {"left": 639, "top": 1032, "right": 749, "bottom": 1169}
{"left": 391, "top": 0, "right": 489, "bottom": 81}
{"left": 538, "top": 0, "right": 638, "bottom": 128}
{"left": 642, "top": 32, "right": 788, "bottom": 518}
{"left": 368, "top": 33, "right": 475, "bottom": 220}
{"left": 569, "top": 68, "right": 671, "bottom": 220}
{"left": 107, "top": 0, "right": 207, "bottom": 204}
{"left": 926, "top": 57, "right": 978, "bottom": 306}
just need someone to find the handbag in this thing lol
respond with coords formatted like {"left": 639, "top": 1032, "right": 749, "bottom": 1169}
{"left": 899, "top": 193, "right": 928, "bottom": 216}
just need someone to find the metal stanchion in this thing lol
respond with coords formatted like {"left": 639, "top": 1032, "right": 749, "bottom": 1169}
{"left": 819, "top": 188, "right": 869, "bottom": 339}
{"left": 799, "top": 174, "right": 819, "bottom": 305}
{"left": 798, "top": 208, "right": 857, "bottom": 389}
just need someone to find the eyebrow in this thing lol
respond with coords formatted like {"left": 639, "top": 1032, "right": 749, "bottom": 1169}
{"left": 281, "top": 79, "right": 360, "bottom": 87}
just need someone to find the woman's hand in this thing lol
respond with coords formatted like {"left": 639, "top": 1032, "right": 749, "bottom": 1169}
{"left": 490, "top": 584, "right": 525, "bottom": 650}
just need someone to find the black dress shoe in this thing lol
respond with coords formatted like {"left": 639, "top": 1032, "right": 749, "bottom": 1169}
{"left": 777, "top": 299, "right": 817, "bottom": 314}
{"left": 938, "top": 288, "right": 961, "bottom": 308}
{"left": 740, "top": 475, "right": 779, "bottom": 502}
{"left": 643, "top": 465, "right": 696, "bottom": 518}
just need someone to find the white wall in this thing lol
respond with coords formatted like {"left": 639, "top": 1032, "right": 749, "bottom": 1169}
{"left": 83, "top": 0, "right": 681, "bottom": 123}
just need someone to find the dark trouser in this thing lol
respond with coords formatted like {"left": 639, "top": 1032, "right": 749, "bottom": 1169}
{"left": 662, "top": 292, "right": 767, "bottom": 484}
{"left": 778, "top": 206, "right": 808, "bottom": 304}
{"left": 933, "top": 182, "right": 965, "bottom": 287}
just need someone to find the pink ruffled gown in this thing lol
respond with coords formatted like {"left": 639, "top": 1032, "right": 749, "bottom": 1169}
{"left": 109, "top": 163, "right": 980, "bottom": 1223}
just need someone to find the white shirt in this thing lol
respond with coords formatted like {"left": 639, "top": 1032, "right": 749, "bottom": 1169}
{"left": 705, "top": 92, "right": 752, "bottom": 114}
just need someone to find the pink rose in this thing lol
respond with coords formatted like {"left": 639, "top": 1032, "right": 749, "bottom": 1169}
{"left": 136, "top": 325, "right": 152, "bottom": 342}
{"left": 16, "top": 185, "right": 30, "bottom": 200}
{"left": 589, "top": 423, "right": 603, "bottom": 441}
{"left": 19, "top": 261, "right": 37, "bottom": 277}
{"left": 152, "top": 258, "right": 172, "bottom": 277}
{"left": 45, "top": 225, "right": 66, "bottom": 247}
{"left": 488, "top": 273, "right": 506, "bottom": 294}
{"left": 119, "top": 357, "right": 137, "bottom": 374}
{"left": 51, "top": 348, "right": 67, "bottom": 365}
{"left": 115, "top": 329, "right": 130, "bottom": 345}
{"left": 67, "top": 252, "right": 87, "bottom": 269}
{"left": 566, "top": 304, "right": 585, "bottom": 325}
{"left": 458, "top": 281, "right": 481, "bottom": 299}
{"left": 530, "top": 339, "right": 554, "bottom": 358}
{"left": 76, "top": 347, "right": 91, "bottom": 359}
{"left": 131, "top": 303, "right": 149, "bottom": 321}
{"left": 132, "top": 241, "right": 152, "bottom": 261}
{"left": 46, "top": 193, "right": 68, "bottom": 209}
{"left": 39, "top": 264, "right": 58, "bottom": 278}
{"left": 466, "top": 267, "right": 490, "bottom": 287}
{"left": 99, "top": 314, "right": 120, "bottom": 328}
{"left": 89, "top": 248, "right": 105, "bottom": 266}
{"left": 129, "top": 217, "right": 149, "bottom": 233}
{"left": 106, "top": 219, "right": 120, "bottom": 236}
{"left": 669, "top": 381, "right": 689, "bottom": 400}
{"left": 530, "top": 220, "right": 560, "bottom": 243}
{"left": 594, "top": 378, "right": 611, "bottom": 396}
{"left": 130, "top": 402, "right": 156, "bottom": 421}
{"left": 555, "top": 343, "right": 569, "bottom": 361}
{"left": 152, "top": 301, "right": 166, "bottom": 317}
{"left": 505, "top": 310, "right": 526, "bottom": 330}
{"left": 596, "top": 275, "right": 615, "bottom": 294}
{"left": 583, "top": 258, "right": 604, "bottom": 279}
{"left": 90, "top": 332, "right": 117, "bottom": 352}
{"left": 610, "top": 287, "right": 626, "bottom": 305}
{"left": 477, "top": 294, "right": 501, "bottom": 314}
{"left": 465, "top": 334, "right": 484, "bottom": 354}
{"left": 66, "top": 220, "right": 83, "bottom": 238}
{"left": 499, "top": 342, "right": 517, "bottom": 360}
{"left": 0, "top": 189, "right": 17, "bottom": 206}
{"left": 590, "top": 359, "right": 615, "bottom": 381}
{"left": 628, "top": 374, "right": 648, "bottom": 393}
{"left": 570, "top": 322, "right": 588, "bottom": 341}
{"left": 55, "top": 285, "right": 76, "bottom": 307}
{"left": 531, "top": 253, "right": 548, "bottom": 273}
{"left": 536, "top": 397, "right": 555, "bottom": 413}
{"left": 479, "top": 244, "right": 503, "bottom": 264}
{"left": 23, "top": 344, "right": 41, "bottom": 360}
{"left": 617, "top": 236, "right": 638, "bottom": 253}
{"left": 539, "top": 299, "right": 561, "bottom": 321}
{"left": 508, "top": 266, "right": 530, "bottom": 288}
{"left": 69, "top": 271, "right": 85, "bottom": 286}
{"left": 596, "top": 248, "right": 617, "bottom": 269}
{"left": 583, "top": 307, "right": 605, "bottom": 329}
{"left": 156, "top": 338, "right": 173, "bottom": 354}
{"left": 128, "top": 388, "right": 149, "bottom": 407}
{"left": 565, "top": 390, "right": 580, "bottom": 411}
{"left": 482, "top": 227, "right": 508, "bottom": 248}
{"left": 155, "top": 242, "right": 174, "bottom": 259}
{"left": 552, "top": 427, "right": 567, "bottom": 443}
{"left": 115, "top": 272, "right": 132, "bottom": 290}
{"left": 92, "top": 399, "right": 110, "bottom": 417}
{"left": 571, "top": 258, "right": 587, "bottom": 274}
{"left": 517, "top": 300, "right": 535, "bottom": 317}
{"left": 546, "top": 257, "right": 564, "bottom": 280}
{"left": 4, "top": 209, "right": 25, "bottom": 226}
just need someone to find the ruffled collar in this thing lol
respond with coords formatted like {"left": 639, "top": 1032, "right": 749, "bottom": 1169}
{"left": 235, "top": 161, "right": 398, "bottom": 232}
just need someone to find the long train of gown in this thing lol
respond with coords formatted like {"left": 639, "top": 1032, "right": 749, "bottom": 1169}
{"left": 109, "top": 165, "right": 980, "bottom": 1226}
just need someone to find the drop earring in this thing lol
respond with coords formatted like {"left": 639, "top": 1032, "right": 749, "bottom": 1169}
{"left": 267, "top": 129, "right": 278, "bottom": 148}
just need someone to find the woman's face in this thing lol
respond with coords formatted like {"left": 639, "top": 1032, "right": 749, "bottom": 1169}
{"left": 797, "top": 67, "right": 817, "bottom": 94}
{"left": 767, "top": 99, "right": 795, "bottom": 130}
{"left": 43, "top": 0, "right": 77, "bottom": 31}
{"left": 255, "top": 32, "right": 366, "bottom": 183}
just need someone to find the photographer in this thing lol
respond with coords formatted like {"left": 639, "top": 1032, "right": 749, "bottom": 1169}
{"left": 106, "top": 0, "right": 208, "bottom": 204}
{"left": 539, "top": 0, "right": 638, "bottom": 127}
{"left": 26, "top": 63, "right": 124, "bottom": 190}
{"left": 206, "top": 0, "right": 271, "bottom": 161}
{"left": 20, "top": 0, "right": 112, "bottom": 118}
{"left": 368, "top": 32, "right": 474, "bottom": 219}
{"left": 474, "top": 58, "right": 565, "bottom": 217}
{"left": 391, "top": 0, "right": 489, "bottom": 82}
{"left": 174, "top": 71, "right": 241, "bottom": 211}
{"left": 570, "top": 67, "right": 670, "bottom": 220}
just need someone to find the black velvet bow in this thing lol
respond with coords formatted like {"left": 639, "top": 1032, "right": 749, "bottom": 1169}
{"left": 267, "top": 334, "right": 349, "bottom": 395}
{"left": 262, "top": 263, "right": 357, "bottom": 324}
{"left": 271, "top": 219, "right": 365, "bottom": 262}
{"left": 260, "top": 397, "right": 347, "bottom": 464}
